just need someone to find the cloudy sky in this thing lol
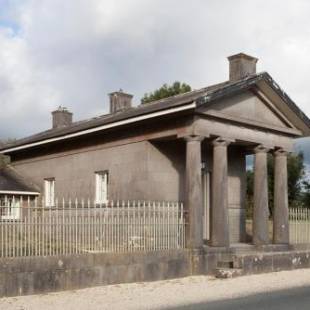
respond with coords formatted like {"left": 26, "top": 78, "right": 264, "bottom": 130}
{"left": 1, "top": 0, "right": 310, "bottom": 146}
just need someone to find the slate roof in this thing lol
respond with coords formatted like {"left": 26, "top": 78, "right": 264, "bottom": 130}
{"left": 1, "top": 71, "right": 309, "bottom": 153}
{"left": 0, "top": 166, "right": 40, "bottom": 193}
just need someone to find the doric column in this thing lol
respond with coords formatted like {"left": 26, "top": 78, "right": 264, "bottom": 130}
{"left": 211, "top": 137, "right": 230, "bottom": 247}
{"left": 185, "top": 135, "right": 204, "bottom": 249}
{"left": 273, "top": 149, "right": 289, "bottom": 244}
{"left": 253, "top": 145, "right": 270, "bottom": 245}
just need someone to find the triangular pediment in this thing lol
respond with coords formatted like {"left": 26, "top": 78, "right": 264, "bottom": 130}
{"left": 198, "top": 90, "right": 297, "bottom": 131}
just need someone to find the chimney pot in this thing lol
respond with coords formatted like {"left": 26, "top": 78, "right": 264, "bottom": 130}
{"left": 109, "top": 90, "right": 133, "bottom": 113}
{"left": 228, "top": 53, "right": 258, "bottom": 81}
{"left": 52, "top": 106, "right": 73, "bottom": 129}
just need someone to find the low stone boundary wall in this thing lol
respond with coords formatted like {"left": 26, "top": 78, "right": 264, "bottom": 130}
{"left": 0, "top": 250, "right": 198, "bottom": 297}
{"left": 235, "top": 250, "right": 310, "bottom": 274}
{"left": 1, "top": 248, "right": 310, "bottom": 298}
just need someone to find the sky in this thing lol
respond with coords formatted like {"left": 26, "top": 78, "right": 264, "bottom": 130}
{"left": 1, "top": 0, "right": 310, "bottom": 151}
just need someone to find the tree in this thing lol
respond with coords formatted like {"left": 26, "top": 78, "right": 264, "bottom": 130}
{"left": 141, "top": 81, "right": 191, "bottom": 104}
{"left": 301, "top": 181, "right": 310, "bottom": 207}
{"left": 246, "top": 152, "right": 305, "bottom": 216}
{"left": 0, "top": 138, "right": 15, "bottom": 167}
{"left": 287, "top": 152, "right": 305, "bottom": 205}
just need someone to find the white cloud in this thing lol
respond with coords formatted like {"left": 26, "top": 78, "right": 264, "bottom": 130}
{"left": 1, "top": 0, "right": 310, "bottom": 139}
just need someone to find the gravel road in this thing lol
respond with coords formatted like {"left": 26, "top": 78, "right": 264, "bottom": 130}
{"left": 1, "top": 269, "right": 310, "bottom": 310}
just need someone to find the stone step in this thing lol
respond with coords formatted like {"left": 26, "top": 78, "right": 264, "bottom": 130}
{"left": 230, "top": 244, "right": 256, "bottom": 254}
{"left": 230, "top": 244, "right": 292, "bottom": 255}
{"left": 217, "top": 258, "right": 243, "bottom": 269}
{"left": 215, "top": 267, "right": 244, "bottom": 279}
{"left": 217, "top": 261, "right": 234, "bottom": 268}
{"left": 255, "top": 244, "right": 291, "bottom": 252}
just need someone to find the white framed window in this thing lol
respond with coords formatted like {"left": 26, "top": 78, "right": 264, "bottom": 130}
{"left": 44, "top": 178, "right": 55, "bottom": 207}
{"left": 95, "top": 171, "right": 108, "bottom": 204}
{"left": 0, "top": 197, "right": 20, "bottom": 220}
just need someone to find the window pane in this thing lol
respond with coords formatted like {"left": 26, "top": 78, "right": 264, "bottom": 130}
{"left": 95, "top": 172, "right": 108, "bottom": 203}
{"left": 45, "top": 179, "right": 55, "bottom": 207}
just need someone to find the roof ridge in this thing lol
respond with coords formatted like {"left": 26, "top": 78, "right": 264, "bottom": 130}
{"left": 2, "top": 81, "right": 232, "bottom": 149}
{"left": 2, "top": 71, "right": 307, "bottom": 153}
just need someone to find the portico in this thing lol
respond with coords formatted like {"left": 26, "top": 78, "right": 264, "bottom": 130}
{"left": 185, "top": 135, "right": 290, "bottom": 250}
{"left": 176, "top": 52, "right": 310, "bottom": 253}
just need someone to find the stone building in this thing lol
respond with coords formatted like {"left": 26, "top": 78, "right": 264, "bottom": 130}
{"left": 1, "top": 53, "right": 309, "bottom": 248}
{"left": 0, "top": 166, "right": 39, "bottom": 219}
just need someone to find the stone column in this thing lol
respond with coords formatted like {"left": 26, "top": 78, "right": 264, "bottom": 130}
{"left": 210, "top": 138, "right": 230, "bottom": 247}
{"left": 185, "top": 135, "right": 204, "bottom": 249}
{"left": 253, "top": 145, "right": 270, "bottom": 245}
{"left": 273, "top": 149, "right": 289, "bottom": 244}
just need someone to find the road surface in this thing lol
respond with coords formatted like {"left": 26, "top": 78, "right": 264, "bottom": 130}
{"left": 165, "top": 286, "right": 310, "bottom": 309}
{"left": 2, "top": 269, "right": 310, "bottom": 309}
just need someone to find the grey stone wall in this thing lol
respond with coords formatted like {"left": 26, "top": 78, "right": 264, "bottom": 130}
{"left": 147, "top": 140, "right": 185, "bottom": 201}
{"left": 1, "top": 246, "right": 310, "bottom": 297}
{"left": 11, "top": 140, "right": 185, "bottom": 202}
{"left": 12, "top": 141, "right": 149, "bottom": 201}
{"left": 0, "top": 251, "right": 193, "bottom": 297}
{"left": 0, "top": 248, "right": 229, "bottom": 297}
{"left": 234, "top": 250, "right": 310, "bottom": 275}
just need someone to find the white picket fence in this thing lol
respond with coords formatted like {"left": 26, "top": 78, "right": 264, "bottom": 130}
{"left": 289, "top": 207, "right": 310, "bottom": 244}
{"left": 0, "top": 196, "right": 186, "bottom": 258}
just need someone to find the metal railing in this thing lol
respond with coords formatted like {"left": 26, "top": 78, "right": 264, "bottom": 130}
{"left": 0, "top": 196, "right": 186, "bottom": 258}
{"left": 289, "top": 207, "right": 310, "bottom": 244}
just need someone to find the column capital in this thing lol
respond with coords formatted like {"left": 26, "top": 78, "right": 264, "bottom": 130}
{"left": 254, "top": 144, "right": 270, "bottom": 154}
{"left": 184, "top": 135, "right": 205, "bottom": 143}
{"left": 212, "top": 137, "right": 233, "bottom": 147}
{"left": 274, "top": 148, "right": 288, "bottom": 157}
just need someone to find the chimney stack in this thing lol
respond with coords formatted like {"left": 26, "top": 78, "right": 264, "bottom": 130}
{"left": 228, "top": 53, "right": 258, "bottom": 81}
{"left": 109, "top": 90, "right": 133, "bottom": 114}
{"left": 52, "top": 106, "right": 73, "bottom": 129}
